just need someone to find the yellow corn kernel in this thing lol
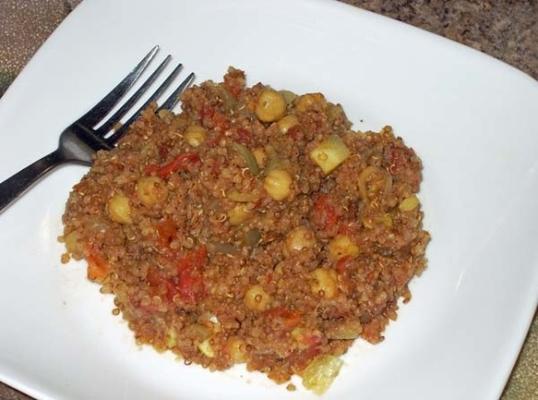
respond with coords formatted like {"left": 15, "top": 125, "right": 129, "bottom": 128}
{"left": 184, "top": 125, "right": 207, "bottom": 147}
{"left": 227, "top": 337, "right": 247, "bottom": 363}
{"left": 107, "top": 194, "right": 132, "bottom": 224}
{"left": 244, "top": 284, "right": 271, "bottom": 311}
{"left": 277, "top": 115, "right": 299, "bottom": 134}
{"left": 311, "top": 268, "right": 338, "bottom": 299}
{"left": 198, "top": 338, "right": 215, "bottom": 358}
{"left": 399, "top": 195, "right": 419, "bottom": 211}
{"left": 295, "top": 93, "right": 326, "bottom": 112}
{"left": 328, "top": 235, "right": 359, "bottom": 261}
{"left": 252, "top": 147, "right": 267, "bottom": 168}
{"left": 263, "top": 169, "right": 292, "bottom": 201}
{"left": 227, "top": 204, "right": 251, "bottom": 225}
{"left": 136, "top": 176, "right": 168, "bottom": 207}
{"left": 302, "top": 355, "right": 343, "bottom": 395}
{"left": 310, "top": 135, "right": 350, "bottom": 174}
{"left": 255, "top": 89, "right": 287, "bottom": 122}
{"left": 285, "top": 226, "right": 316, "bottom": 254}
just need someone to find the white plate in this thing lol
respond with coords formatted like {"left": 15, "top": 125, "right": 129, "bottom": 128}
{"left": 1, "top": 0, "right": 537, "bottom": 399}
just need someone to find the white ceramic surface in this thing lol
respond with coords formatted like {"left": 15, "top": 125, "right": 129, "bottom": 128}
{"left": 0, "top": 0, "right": 537, "bottom": 399}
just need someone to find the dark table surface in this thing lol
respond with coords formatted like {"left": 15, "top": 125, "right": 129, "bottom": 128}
{"left": 0, "top": 1, "right": 536, "bottom": 399}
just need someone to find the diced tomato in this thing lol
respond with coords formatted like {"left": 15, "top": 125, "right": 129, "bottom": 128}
{"left": 85, "top": 245, "right": 109, "bottom": 282}
{"left": 336, "top": 256, "right": 352, "bottom": 274}
{"left": 146, "top": 266, "right": 163, "bottom": 287}
{"left": 288, "top": 343, "right": 321, "bottom": 371}
{"left": 199, "top": 105, "right": 230, "bottom": 131}
{"left": 159, "top": 145, "right": 169, "bottom": 159}
{"left": 252, "top": 198, "right": 263, "bottom": 209}
{"left": 144, "top": 152, "right": 200, "bottom": 178}
{"left": 212, "top": 111, "right": 230, "bottom": 131}
{"left": 337, "top": 223, "right": 354, "bottom": 235}
{"left": 146, "top": 246, "right": 208, "bottom": 304}
{"left": 287, "top": 125, "right": 302, "bottom": 141}
{"left": 176, "top": 246, "right": 208, "bottom": 304}
{"left": 177, "top": 245, "right": 207, "bottom": 271}
{"left": 206, "top": 131, "right": 224, "bottom": 147}
{"left": 144, "top": 164, "right": 159, "bottom": 175}
{"left": 384, "top": 144, "right": 411, "bottom": 175}
{"left": 302, "top": 333, "right": 322, "bottom": 347}
{"left": 209, "top": 159, "right": 222, "bottom": 176}
{"left": 157, "top": 218, "right": 177, "bottom": 247}
{"left": 200, "top": 104, "right": 215, "bottom": 120}
{"left": 234, "top": 127, "right": 252, "bottom": 144}
{"left": 156, "top": 152, "right": 200, "bottom": 178}
{"left": 177, "top": 268, "right": 204, "bottom": 304}
{"left": 265, "top": 307, "right": 302, "bottom": 329}
{"left": 312, "top": 194, "right": 338, "bottom": 230}
{"left": 223, "top": 68, "right": 245, "bottom": 98}
{"left": 146, "top": 266, "right": 178, "bottom": 303}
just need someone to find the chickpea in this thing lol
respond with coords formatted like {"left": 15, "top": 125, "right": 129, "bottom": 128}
{"left": 295, "top": 93, "right": 326, "bottom": 112}
{"left": 184, "top": 125, "right": 207, "bottom": 147}
{"left": 277, "top": 115, "right": 299, "bottom": 134}
{"left": 285, "top": 226, "right": 316, "bottom": 254}
{"left": 198, "top": 338, "right": 215, "bottom": 358}
{"left": 244, "top": 284, "right": 271, "bottom": 311}
{"left": 310, "top": 268, "right": 338, "bottom": 299}
{"left": 63, "top": 230, "right": 83, "bottom": 255}
{"left": 291, "top": 327, "right": 306, "bottom": 343}
{"left": 255, "top": 89, "right": 286, "bottom": 122}
{"left": 227, "top": 337, "right": 247, "bottom": 363}
{"left": 227, "top": 204, "right": 251, "bottom": 225}
{"left": 264, "top": 169, "right": 292, "bottom": 201}
{"left": 136, "top": 176, "right": 168, "bottom": 207}
{"left": 107, "top": 194, "right": 132, "bottom": 224}
{"left": 279, "top": 90, "right": 297, "bottom": 104}
{"left": 328, "top": 235, "right": 359, "bottom": 261}
{"left": 252, "top": 147, "right": 267, "bottom": 168}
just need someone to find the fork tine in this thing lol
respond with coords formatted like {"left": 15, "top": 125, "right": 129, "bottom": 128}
{"left": 78, "top": 45, "right": 159, "bottom": 127}
{"left": 95, "top": 55, "right": 172, "bottom": 136}
{"left": 106, "top": 62, "right": 184, "bottom": 144}
{"left": 158, "top": 72, "right": 195, "bottom": 112}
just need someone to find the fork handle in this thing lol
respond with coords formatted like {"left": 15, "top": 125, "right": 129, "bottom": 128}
{"left": 0, "top": 150, "right": 64, "bottom": 214}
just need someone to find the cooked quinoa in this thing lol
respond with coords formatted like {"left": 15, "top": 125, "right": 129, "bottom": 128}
{"left": 61, "top": 68, "right": 430, "bottom": 393}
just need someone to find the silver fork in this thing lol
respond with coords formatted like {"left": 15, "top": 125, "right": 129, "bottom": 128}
{"left": 0, "top": 46, "right": 194, "bottom": 214}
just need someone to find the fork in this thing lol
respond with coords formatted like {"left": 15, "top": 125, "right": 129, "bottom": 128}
{"left": 0, "top": 46, "right": 194, "bottom": 214}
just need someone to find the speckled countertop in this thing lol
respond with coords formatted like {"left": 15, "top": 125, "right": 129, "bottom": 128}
{"left": 0, "top": 1, "right": 536, "bottom": 399}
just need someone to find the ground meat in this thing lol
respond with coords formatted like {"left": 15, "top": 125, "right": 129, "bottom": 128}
{"left": 61, "top": 67, "right": 430, "bottom": 390}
